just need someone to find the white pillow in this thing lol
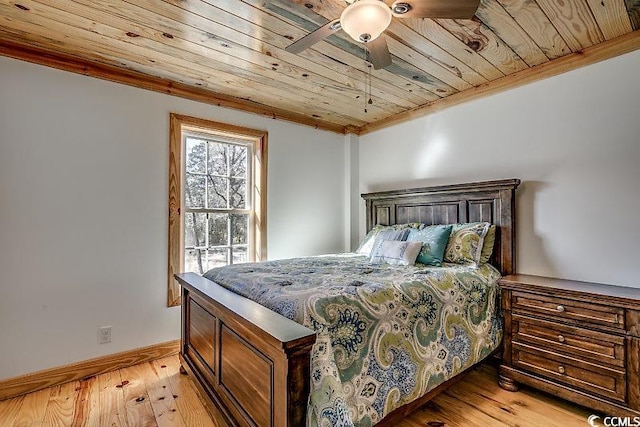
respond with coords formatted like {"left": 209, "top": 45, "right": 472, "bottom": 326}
{"left": 370, "top": 241, "right": 422, "bottom": 266}
{"left": 368, "top": 228, "right": 410, "bottom": 258}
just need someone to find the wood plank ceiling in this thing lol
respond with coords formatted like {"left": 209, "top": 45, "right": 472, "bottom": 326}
{"left": 0, "top": 0, "right": 639, "bottom": 134}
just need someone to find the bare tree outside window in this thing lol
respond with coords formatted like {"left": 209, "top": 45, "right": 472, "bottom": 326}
{"left": 183, "top": 135, "right": 251, "bottom": 274}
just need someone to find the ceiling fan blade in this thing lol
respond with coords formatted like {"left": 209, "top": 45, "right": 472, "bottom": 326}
{"left": 367, "top": 36, "right": 392, "bottom": 70}
{"left": 285, "top": 19, "right": 341, "bottom": 54}
{"left": 391, "top": 0, "right": 480, "bottom": 19}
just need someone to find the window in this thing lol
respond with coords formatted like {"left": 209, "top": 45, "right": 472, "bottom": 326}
{"left": 168, "top": 114, "right": 267, "bottom": 306}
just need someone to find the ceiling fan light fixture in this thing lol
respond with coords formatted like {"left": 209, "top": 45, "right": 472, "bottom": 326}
{"left": 392, "top": 2, "right": 412, "bottom": 15}
{"left": 340, "top": 0, "right": 392, "bottom": 43}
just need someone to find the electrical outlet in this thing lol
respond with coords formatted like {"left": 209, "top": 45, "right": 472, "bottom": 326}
{"left": 98, "top": 326, "right": 112, "bottom": 344}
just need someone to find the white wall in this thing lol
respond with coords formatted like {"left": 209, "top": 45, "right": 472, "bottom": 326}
{"left": 0, "top": 56, "right": 345, "bottom": 379}
{"left": 344, "top": 133, "right": 360, "bottom": 251}
{"left": 359, "top": 49, "right": 640, "bottom": 288}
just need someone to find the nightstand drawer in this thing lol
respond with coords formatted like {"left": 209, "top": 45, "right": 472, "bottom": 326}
{"left": 512, "top": 291, "right": 624, "bottom": 330}
{"left": 500, "top": 275, "right": 640, "bottom": 416}
{"left": 512, "top": 342, "right": 626, "bottom": 403}
{"left": 512, "top": 314, "right": 625, "bottom": 368}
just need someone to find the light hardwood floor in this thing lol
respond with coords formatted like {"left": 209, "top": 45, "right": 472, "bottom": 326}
{"left": 0, "top": 356, "right": 593, "bottom": 426}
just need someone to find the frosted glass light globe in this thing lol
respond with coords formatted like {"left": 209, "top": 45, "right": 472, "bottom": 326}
{"left": 340, "top": 0, "right": 392, "bottom": 43}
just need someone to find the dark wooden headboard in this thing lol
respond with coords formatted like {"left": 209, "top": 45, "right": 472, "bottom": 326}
{"left": 361, "top": 179, "right": 521, "bottom": 275}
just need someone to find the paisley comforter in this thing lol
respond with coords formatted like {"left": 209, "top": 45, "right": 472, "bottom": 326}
{"left": 203, "top": 254, "right": 502, "bottom": 427}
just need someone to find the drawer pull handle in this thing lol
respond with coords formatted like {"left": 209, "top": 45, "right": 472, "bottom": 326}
{"left": 558, "top": 365, "right": 566, "bottom": 374}
{"left": 556, "top": 305, "right": 565, "bottom": 312}
{"left": 558, "top": 335, "right": 565, "bottom": 343}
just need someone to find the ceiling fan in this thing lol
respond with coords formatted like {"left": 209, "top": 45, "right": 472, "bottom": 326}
{"left": 285, "top": 0, "right": 481, "bottom": 70}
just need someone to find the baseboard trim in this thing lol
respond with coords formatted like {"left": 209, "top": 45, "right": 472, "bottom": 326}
{"left": 0, "top": 339, "right": 180, "bottom": 401}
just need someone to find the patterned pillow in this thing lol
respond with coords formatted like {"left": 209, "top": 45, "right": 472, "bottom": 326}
{"left": 370, "top": 240, "right": 422, "bottom": 266}
{"left": 355, "top": 226, "right": 382, "bottom": 256}
{"left": 479, "top": 225, "right": 496, "bottom": 264}
{"left": 368, "top": 228, "right": 411, "bottom": 257}
{"left": 406, "top": 225, "right": 453, "bottom": 266}
{"left": 444, "top": 222, "right": 491, "bottom": 266}
{"left": 355, "top": 223, "right": 420, "bottom": 256}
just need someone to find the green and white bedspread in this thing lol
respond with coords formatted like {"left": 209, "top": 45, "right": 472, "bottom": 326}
{"left": 203, "top": 254, "right": 503, "bottom": 427}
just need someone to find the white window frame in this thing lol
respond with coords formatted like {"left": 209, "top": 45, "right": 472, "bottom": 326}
{"left": 183, "top": 131, "right": 254, "bottom": 271}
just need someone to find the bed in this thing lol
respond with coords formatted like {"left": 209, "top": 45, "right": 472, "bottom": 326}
{"left": 175, "top": 178, "right": 520, "bottom": 427}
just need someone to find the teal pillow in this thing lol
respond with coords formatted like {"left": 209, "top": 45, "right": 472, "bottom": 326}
{"left": 406, "top": 225, "right": 453, "bottom": 266}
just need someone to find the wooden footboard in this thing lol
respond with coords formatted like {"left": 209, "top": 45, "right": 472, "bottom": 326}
{"left": 176, "top": 273, "right": 316, "bottom": 427}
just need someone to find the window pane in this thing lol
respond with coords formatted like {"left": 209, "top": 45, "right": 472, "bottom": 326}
{"left": 207, "top": 176, "right": 228, "bottom": 208}
{"left": 232, "top": 247, "right": 248, "bottom": 264}
{"left": 208, "top": 248, "right": 228, "bottom": 269}
{"left": 185, "top": 174, "right": 205, "bottom": 208}
{"left": 185, "top": 138, "right": 206, "bottom": 173}
{"left": 184, "top": 212, "right": 206, "bottom": 248}
{"left": 185, "top": 249, "right": 206, "bottom": 275}
{"left": 230, "top": 178, "right": 246, "bottom": 209}
{"left": 229, "top": 145, "right": 247, "bottom": 178}
{"left": 231, "top": 214, "right": 248, "bottom": 245}
{"left": 208, "top": 213, "right": 229, "bottom": 246}
{"left": 207, "top": 142, "right": 228, "bottom": 176}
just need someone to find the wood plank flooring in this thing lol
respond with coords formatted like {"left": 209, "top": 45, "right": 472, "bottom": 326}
{"left": 0, "top": 356, "right": 593, "bottom": 426}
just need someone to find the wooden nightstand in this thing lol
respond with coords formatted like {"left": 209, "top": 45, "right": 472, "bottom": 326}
{"left": 499, "top": 274, "right": 640, "bottom": 417}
